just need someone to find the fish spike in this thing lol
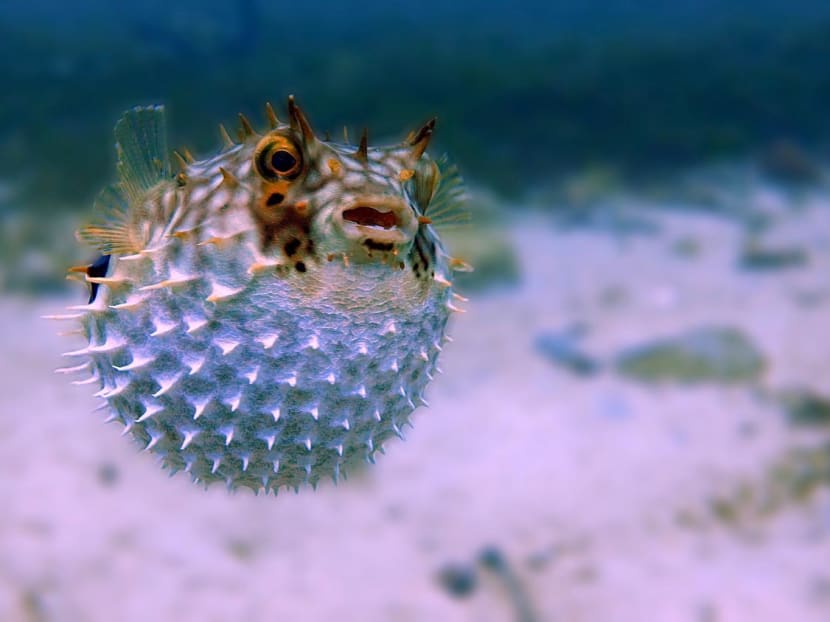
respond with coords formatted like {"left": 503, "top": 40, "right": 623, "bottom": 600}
{"left": 356, "top": 127, "right": 369, "bottom": 162}
{"left": 43, "top": 312, "right": 84, "bottom": 321}
{"left": 144, "top": 430, "right": 163, "bottom": 451}
{"left": 265, "top": 101, "right": 280, "bottom": 128}
{"left": 55, "top": 361, "right": 91, "bottom": 374}
{"left": 72, "top": 374, "right": 99, "bottom": 386}
{"left": 238, "top": 112, "right": 257, "bottom": 138}
{"left": 433, "top": 273, "right": 452, "bottom": 287}
{"left": 180, "top": 430, "right": 199, "bottom": 450}
{"left": 219, "top": 123, "right": 235, "bottom": 148}
{"left": 137, "top": 402, "right": 164, "bottom": 422}
{"left": 221, "top": 426, "right": 235, "bottom": 446}
{"left": 219, "top": 166, "right": 240, "bottom": 188}
{"left": 182, "top": 147, "right": 195, "bottom": 163}
{"left": 173, "top": 150, "right": 189, "bottom": 171}
{"left": 408, "top": 117, "right": 437, "bottom": 159}
{"left": 287, "top": 95, "right": 315, "bottom": 141}
{"left": 206, "top": 282, "right": 244, "bottom": 303}
{"left": 449, "top": 257, "right": 474, "bottom": 272}
{"left": 85, "top": 273, "right": 127, "bottom": 287}
{"left": 67, "top": 264, "right": 89, "bottom": 275}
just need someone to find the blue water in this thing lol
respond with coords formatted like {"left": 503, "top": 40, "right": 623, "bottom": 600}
{"left": 3, "top": 0, "right": 829, "bottom": 207}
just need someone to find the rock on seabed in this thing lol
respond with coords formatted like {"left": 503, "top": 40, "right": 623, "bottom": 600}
{"left": 615, "top": 325, "right": 766, "bottom": 384}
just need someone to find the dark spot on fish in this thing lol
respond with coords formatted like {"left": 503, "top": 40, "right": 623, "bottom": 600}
{"left": 87, "top": 254, "right": 111, "bottom": 303}
{"left": 254, "top": 203, "right": 313, "bottom": 256}
{"left": 284, "top": 237, "right": 301, "bottom": 257}
{"left": 266, "top": 193, "right": 284, "bottom": 206}
{"left": 426, "top": 238, "right": 436, "bottom": 261}
{"left": 295, "top": 261, "right": 307, "bottom": 272}
{"left": 414, "top": 235, "right": 429, "bottom": 268}
{"left": 363, "top": 239, "right": 394, "bottom": 252}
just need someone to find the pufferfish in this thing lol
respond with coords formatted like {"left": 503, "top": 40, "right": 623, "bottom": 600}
{"left": 51, "top": 96, "right": 469, "bottom": 494}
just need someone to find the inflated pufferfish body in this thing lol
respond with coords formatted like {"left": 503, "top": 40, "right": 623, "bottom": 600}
{"left": 56, "top": 97, "right": 468, "bottom": 493}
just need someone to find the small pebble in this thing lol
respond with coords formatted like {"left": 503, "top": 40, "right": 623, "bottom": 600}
{"left": 478, "top": 546, "right": 508, "bottom": 572}
{"left": 436, "top": 563, "right": 478, "bottom": 598}
{"left": 535, "top": 326, "right": 601, "bottom": 377}
{"left": 96, "top": 462, "right": 119, "bottom": 487}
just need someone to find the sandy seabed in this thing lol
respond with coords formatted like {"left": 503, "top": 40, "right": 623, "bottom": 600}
{"left": 2, "top": 201, "right": 829, "bottom": 622}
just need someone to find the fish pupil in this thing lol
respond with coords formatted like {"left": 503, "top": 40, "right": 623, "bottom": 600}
{"left": 270, "top": 150, "right": 297, "bottom": 173}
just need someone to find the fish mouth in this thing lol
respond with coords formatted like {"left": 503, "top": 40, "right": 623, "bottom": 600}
{"left": 342, "top": 206, "right": 400, "bottom": 229}
{"left": 336, "top": 196, "right": 417, "bottom": 247}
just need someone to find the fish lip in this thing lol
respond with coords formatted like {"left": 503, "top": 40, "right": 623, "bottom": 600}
{"left": 335, "top": 195, "right": 417, "bottom": 245}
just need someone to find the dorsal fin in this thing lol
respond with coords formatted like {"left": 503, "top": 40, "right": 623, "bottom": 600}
{"left": 78, "top": 106, "right": 170, "bottom": 254}
{"left": 114, "top": 105, "right": 171, "bottom": 204}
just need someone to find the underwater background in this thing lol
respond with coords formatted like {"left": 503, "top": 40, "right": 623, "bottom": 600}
{"left": 2, "top": 1, "right": 830, "bottom": 620}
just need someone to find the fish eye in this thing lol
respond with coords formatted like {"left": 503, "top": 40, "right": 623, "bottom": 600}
{"left": 254, "top": 135, "right": 303, "bottom": 181}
